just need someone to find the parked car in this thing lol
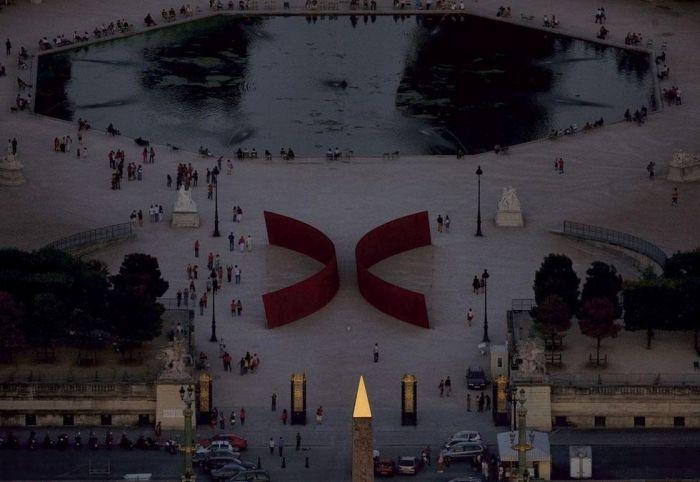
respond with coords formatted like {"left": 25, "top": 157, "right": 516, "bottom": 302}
{"left": 196, "top": 440, "right": 234, "bottom": 453}
{"left": 440, "top": 441, "right": 484, "bottom": 463}
{"left": 374, "top": 458, "right": 396, "bottom": 476}
{"left": 202, "top": 455, "right": 245, "bottom": 473}
{"left": 192, "top": 447, "right": 239, "bottom": 466}
{"left": 206, "top": 433, "right": 248, "bottom": 451}
{"left": 210, "top": 460, "right": 257, "bottom": 481}
{"left": 227, "top": 469, "right": 271, "bottom": 481}
{"left": 397, "top": 455, "right": 422, "bottom": 475}
{"left": 446, "top": 477, "right": 484, "bottom": 482}
{"left": 466, "top": 366, "right": 488, "bottom": 390}
{"left": 445, "top": 430, "right": 482, "bottom": 448}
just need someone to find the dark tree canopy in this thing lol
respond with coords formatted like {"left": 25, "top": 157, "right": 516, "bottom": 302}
{"left": 0, "top": 291, "right": 24, "bottom": 356}
{"left": 109, "top": 253, "right": 168, "bottom": 347}
{"left": 533, "top": 254, "right": 580, "bottom": 313}
{"left": 579, "top": 297, "right": 620, "bottom": 365}
{"left": 534, "top": 294, "right": 571, "bottom": 345}
{"left": 664, "top": 248, "right": 700, "bottom": 278}
{"left": 581, "top": 261, "right": 623, "bottom": 317}
{"left": 25, "top": 293, "right": 67, "bottom": 356}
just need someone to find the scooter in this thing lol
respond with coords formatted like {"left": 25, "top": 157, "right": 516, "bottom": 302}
{"left": 57, "top": 433, "right": 69, "bottom": 450}
{"left": 164, "top": 439, "right": 179, "bottom": 455}
{"left": 42, "top": 434, "right": 55, "bottom": 449}
{"left": 89, "top": 432, "right": 99, "bottom": 450}
{"left": 105, "top": 431, "right": 113, "bottom": 449}
{"left": 120, "top": 434, "right": 134, "bottom": 450}
{"left": 27, "top": 432, "right": 37, "bottom": 450}
{"left": 74, "top": 433, "right": 82, "bottom": 449}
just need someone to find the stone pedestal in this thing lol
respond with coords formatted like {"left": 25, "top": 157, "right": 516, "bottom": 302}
{"left": 495, "top": 186, "right": 524, "bottom": 227}
{"left": 0, "top": 154, "right": 26, "bottom": 186}
{"left": 667, "top": 151, "right": 700, "bottom": 182}
{"left": 352, "top": 376, "right": 374, "bottom": 482}
{"left": 172, "top": 186, "right": 200, "bottom": 228}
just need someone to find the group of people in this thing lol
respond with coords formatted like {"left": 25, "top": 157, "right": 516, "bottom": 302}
{"left": 624, "top": 106, "right": 648, "bottom": 125}
{"left": 542, "top": 14, "right": 559, "bottom": 28}
{"left": 325, "top": 147, "right": 343, "bottom": 160}
{"left": 237, "top": 351, "right": 261, "bottom": 375}
{"left": 594, "top": 7, "right": 607, "bottom": 24}
{"left": 466, "top": 391, "right": 491, "bottom": 412}
{"left": 471, "top": 271, "right": 489, "bottom": 294}
{"left": 495, "top": 6, "right": 511, "bottom": 17}
{"left": 148, "top": 204, "right": 165, "bottom": 222}
{"left": 173, "top": 162, "right": 199, "bottom": 190}
{"left": 662, "top": 85, "right": 682, "bottom": 105}
{"left": 624, "top": 32, "right": 644, "bottom": 45}
{"left": 53, "top": 135, "right": 75, "bottom": 153}
{"left": 436, "top": 214, "right": 451, "bottom": 232}
{"left": 554, "top": 157, "right": 565, "bottom": 174}
{"left": 38, "top": 20, "right": 131, "bottom": 52}
{"left": 438, "top": 377, "right": 453, "bottom": 397}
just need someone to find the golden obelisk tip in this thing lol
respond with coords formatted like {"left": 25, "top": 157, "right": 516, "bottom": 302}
{"left": 353, "top": 376, "right": 372, "bottom": 418}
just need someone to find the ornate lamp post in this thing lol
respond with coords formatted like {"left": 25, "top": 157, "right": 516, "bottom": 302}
{"left": 209, "top": 270, "right": 217, "bottom": 343}
{"left": 482, "top": 269, "right": 490, "bottom": 343}
{"left": 179, "top": 385, "right": 196, "bottom": 482}
{"left": 475, "top": 165, "right": 483, "bottom": 237}
{"left": 212, "top": 168, "right": 220, "bottom": 238}
{"left": 509, "top": 388, "right": 535, "bottom": 482}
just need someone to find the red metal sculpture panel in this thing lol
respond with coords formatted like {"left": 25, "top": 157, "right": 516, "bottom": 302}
{"left": 262, "top": 211, "right": 340, "bottom": 328}
{"left": 356, "top": 211, "right": 431, "bottom": 328}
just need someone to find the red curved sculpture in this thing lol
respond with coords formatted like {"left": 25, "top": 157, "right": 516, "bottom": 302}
{"left": 262, "top": 211, "right": 340, "bottom": 328}
{"left": 355, "top": 211, "right": 432, "bottom": 328}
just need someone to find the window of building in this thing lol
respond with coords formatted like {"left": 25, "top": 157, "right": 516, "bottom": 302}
{"left": 497, "top": 357, "right": 503, "bottom": 368}
{"left": 674, "top": 416, "right": 685, "bottom": 427}
{"left": 100, "top": 414, "right": 112, "bottom": 426}
{"left": 594, "top": 416, "right": 606, "bottom": 427}
{"left": 138, "top": 414, "right": 150, "bottom": 426}
{"left": 25, "top": 414, "right": 37, "bottom": 426}
{"left": 63, "top": 414, "right": 74, "bottom": 426}
{"left": 554, "top": 416, "right": 568, "bottom": 427}
{"left": 634, "top": 416, "right": 645, "bottom": 427}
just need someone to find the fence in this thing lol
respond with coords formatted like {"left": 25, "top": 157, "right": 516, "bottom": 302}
{"left": 511, "top": 298, "right": 535, "bottom": 312}
{"left": 44, "top": 222, "right": 134, "bottom": 253}
{"left": 562, "top": 220, "right": 668, "bottom": 268}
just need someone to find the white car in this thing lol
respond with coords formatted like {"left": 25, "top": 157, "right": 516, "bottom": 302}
{"left": 195, "top": 440, "right": 234, "bottom": 454}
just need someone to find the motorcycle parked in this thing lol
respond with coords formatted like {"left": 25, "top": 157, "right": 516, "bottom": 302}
{"left": 57, "top": 433, "right": 69, "bottom": 450}
{"left": 120, "top": 433, "right": 134, "bottom": 450}
{"left": 164, "top": 439, "right": 179, "bottom": 455}
{"left": 105, "top": 431, "right": 113, "bottom": 449}
{"left": 27, "top": 432, "right": 37, "bottom": 450}
{"left": 88, "top": 432, "right": 99, "bottom": 450}
{"left": 42, "top": 434, "right": 55, "bottom": 449}
{"left": 74, "top": 433, "right": 82, "bottom": 449}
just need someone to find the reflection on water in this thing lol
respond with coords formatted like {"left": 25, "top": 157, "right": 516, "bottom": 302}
{"left": 35, "top": 14, "right": 655, "bottom": 156}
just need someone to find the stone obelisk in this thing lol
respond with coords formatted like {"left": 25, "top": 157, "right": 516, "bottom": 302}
{"left": 352, "top": 376, "right": 374, "bottom": 482}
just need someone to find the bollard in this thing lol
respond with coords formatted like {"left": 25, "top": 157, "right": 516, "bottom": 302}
{"left": 305, "top": 456, "right": 309, "bottom": 468}
{"left": 282, "top": 457, "right": 286, "bottom": 469}
{"left": 257, "top": 456, "right": 261, "bottom": 469}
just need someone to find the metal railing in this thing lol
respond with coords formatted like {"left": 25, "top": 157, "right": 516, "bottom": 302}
{"left": 44, "top": 222, "right": 134, "bottom": 253}
{"left": 511, "top": 298, "right": 535, "bottom": 312}
{"left": 562, "top": 220, "right": 668, "bottom": 268}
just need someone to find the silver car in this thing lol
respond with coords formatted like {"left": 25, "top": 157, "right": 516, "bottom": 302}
{"left": 445, "top": 430, "right": 482, "bottom": 447}
{"left": 440, "top": 441, "right": 484, "bottom": 463}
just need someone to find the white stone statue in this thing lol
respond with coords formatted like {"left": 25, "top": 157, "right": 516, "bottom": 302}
{"left": 668, "top": 151, "right": 700, "bottom": 182}
{"left": 517, "top": 338, "right": 546, "bottom": 377}
{"left": 498, "top": 186, "right": 521, "bottom": 212}
{"left": 171, "top": 186, "right": 200, "bottom": 227}
{"left": 0, "top": 153, "right": 26, "bottom": 186}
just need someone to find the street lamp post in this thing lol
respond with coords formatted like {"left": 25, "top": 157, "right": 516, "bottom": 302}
{"left": 509, "top": 388, "right": 534, "bottom": 482}
{"left": 212, "top": 169, "right": 220, "bottom": 238}
{"left": 482, "top": 269, "right": 490, "bottom": 343}
{"left": 475, "top": 165, "right": 483, "bottom": 237}
{"left": 209, "top": 270, "right": 217, "bottom": 343}
{"left": 179, "top": 385, "right": 196, "bottom": 482}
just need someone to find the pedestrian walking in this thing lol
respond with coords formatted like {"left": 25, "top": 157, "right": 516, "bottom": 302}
{"left": 269, "top": 437, "right": 275, "bottom": 455}
{"left": 194, "top": 240, "right": 200, "bottom": 257}
{"left": 295, "top": 432, "right": 301, "bottom": 451}
{"left": 230, "top": 411, "right": 236, "bottom": 426}
{"left": 478, "top": 393, "right": 484, "bottom": 412}
{"left": 373, "top": 343, "right": 379, "bottom": 363}
{"left": 467, "top": 393, "right": 471, "bottom": 411}
{"left": 672, "top": 187, "right": 679, "bottom": 206}
{"left": 278, "top": 437, "right": 284, "bottom": 457}
{"left": 5, "top": 38, "right": 11, "bottom": 56}
{"left": 282, "top": 409, "right": 288, "bottom": 425}
{"left": 558, "top": 157, "right": 564, "bottom": 174}
{"left": 646, "top": 161, "right": 655, "bottom": 179}
{"left": 271, "top": 393, "right": 277, "bottom": 411}
{"left": 467, "top": 308, "right": 474, "bottom": 326}
{"left": 246, "top": 234, "right": 252, "bottom": 252}
{"left": 234, "top": 265, "right": 241, "bottom": 284}
{"left": 424, "top": 445, "right": 431, "bottom": 466}
{"left": 472, "top": 275, "right": 481, "bottom": 294}
{"left": 444, "top": 215, "right": 451, "bottom": 232}
{"left": 437, "top": 214, "right": 443, "bottom": 232}
{"left": 438, "top": 378, "right": 445, "bottom": 397}
{"left": 316, "top": 406, "right": 323, "bottom": 424}
{"left": 240, "top": 407, "right": 246, "bottom": 425}
{"left": 485, "top": 394, "right": 491, "bottom": 411}
{"left": 219, "top": 413, "right": 225, "bottom": 429}
{"left": 445, "top": 376, "right": 452, "bottom": 396}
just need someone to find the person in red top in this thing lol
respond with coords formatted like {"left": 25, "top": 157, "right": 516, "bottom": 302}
{"left": 240, "top": 407, "right": 246, "bottom": 425}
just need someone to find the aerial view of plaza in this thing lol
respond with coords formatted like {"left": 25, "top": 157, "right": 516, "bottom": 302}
{"left": 1, "top": 0, "right": 699, "bottom": 481}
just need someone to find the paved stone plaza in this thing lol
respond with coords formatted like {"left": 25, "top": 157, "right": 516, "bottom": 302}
{"left": 1, "top": 0, "right": 700, "bottom": 479}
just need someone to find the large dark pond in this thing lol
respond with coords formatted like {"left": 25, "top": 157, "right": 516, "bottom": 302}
{"left": 36, "top": 14, "right": 656, "bottom": 156}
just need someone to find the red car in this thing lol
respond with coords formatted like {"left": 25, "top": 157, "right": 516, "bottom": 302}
{"left": 199, "top": 433, "right": 248, "bottom": 451}
{"left": 374, "top": 458, "right": 396, "bottom": 477}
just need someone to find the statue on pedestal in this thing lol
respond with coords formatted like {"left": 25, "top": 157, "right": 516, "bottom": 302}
{"left": 0, "top": 152, "right": 26, "bottom": 186}
{"left": 171, "top": 186, "right": 200, "bottom": 227}
{"left": 495, "top": 185, "right": 524, "bottom": 227}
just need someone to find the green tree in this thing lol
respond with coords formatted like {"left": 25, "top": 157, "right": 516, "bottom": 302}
{"left": 534, "top": 294, "right": 571, "bottom": 350}
{"left": 25, "top": 293, "right": 67, "bottom": 360}
{"left": 622, "top": 279, "right": 680, "bottom": 349}
{"left": 108, "top": 254, "right": 168, "bottom": 355}
{"left": 677, "top": 278, "right": 700, "bottom": 353}
{"left": 0, "top": 291, "right": 25, "bottom": 362}
{"left": 581, "top": 262, "right": 623, "bottom": 317}
{"left": 579, "top": 297, "right": 620, "bottom": 366}
{"left": 533, "top": 254, "right": 580, "bottom": 314}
